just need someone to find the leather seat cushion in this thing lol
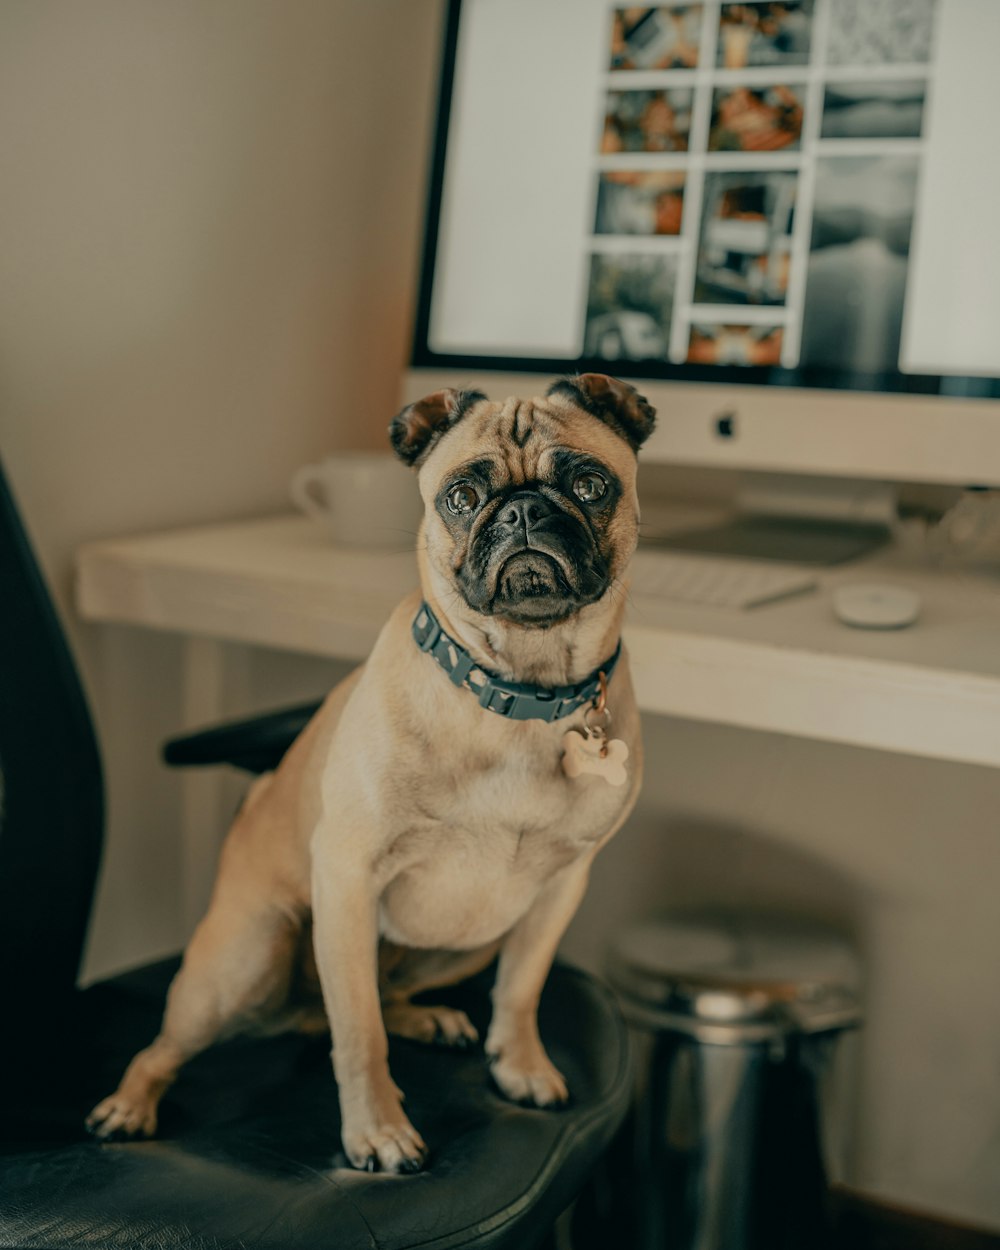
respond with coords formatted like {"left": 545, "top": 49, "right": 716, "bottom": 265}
{"left": 0, "top": 958, "right": 630, "bottom": 1250}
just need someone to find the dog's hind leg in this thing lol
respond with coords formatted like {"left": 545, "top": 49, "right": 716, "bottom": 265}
{"left": 86, "top": 889, "right": 301, "bottom": 1140}
{"left": 379, "top": 943, "right": 499, "bottom": 1048}
{"left": 248, "top": 922, "right": 329, "bottom": 1038}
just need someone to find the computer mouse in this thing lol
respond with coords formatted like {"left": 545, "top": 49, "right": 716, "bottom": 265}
{"left": 832, "top": 583, "right": 921, "bottom": 630}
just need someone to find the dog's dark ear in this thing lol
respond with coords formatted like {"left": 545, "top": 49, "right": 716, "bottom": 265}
{"left": 547, "top": 374, "right": 656, "bottom": 451}
{"left": 389, "top": 388, "right": 487, "bottom": 467}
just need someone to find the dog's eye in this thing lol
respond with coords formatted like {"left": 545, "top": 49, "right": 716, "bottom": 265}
{"left": 572, "top": 472, "right": 607, "bottom": 504}
{"left": 446, "top": 484, "right": 480, "bottom": 515}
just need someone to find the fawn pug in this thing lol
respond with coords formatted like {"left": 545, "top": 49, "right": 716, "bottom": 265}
{"left": 88, "top": 373, "right": 655, "bottom": 1173}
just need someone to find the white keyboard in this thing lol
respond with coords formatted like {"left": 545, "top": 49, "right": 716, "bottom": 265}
{"left": 630, "top": 549, "right": 817, "bottom": 610}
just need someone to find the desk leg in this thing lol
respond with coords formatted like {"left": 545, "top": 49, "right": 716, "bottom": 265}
{"left": 179, "top": 636, "right": 230, "bottom": 935}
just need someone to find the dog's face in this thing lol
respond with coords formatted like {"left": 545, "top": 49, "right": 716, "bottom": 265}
{"left": 390, "top": 375, "right": 655, "bottom": 627}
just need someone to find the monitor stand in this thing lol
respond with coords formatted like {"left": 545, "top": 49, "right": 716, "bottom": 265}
{"left": 651, "top": 474, "right": 897, "bottom": 567}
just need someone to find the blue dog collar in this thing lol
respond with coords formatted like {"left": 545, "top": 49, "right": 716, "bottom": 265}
{"left": 411, "top": 601, "right": 621, "bottom": 723}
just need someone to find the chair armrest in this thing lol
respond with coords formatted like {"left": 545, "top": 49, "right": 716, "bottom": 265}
{"left": 162, "top": 700, "right": 322, "bottom": 775}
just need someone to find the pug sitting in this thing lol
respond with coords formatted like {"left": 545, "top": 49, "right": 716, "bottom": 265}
{"left": 87, "top": 373, "right": 655, "bottom": 1174}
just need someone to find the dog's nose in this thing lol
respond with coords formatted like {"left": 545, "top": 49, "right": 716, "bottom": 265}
{"left": 497, "top": 492, "right": 554, "bottom": 531}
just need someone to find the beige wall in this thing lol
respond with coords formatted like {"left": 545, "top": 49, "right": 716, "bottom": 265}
{"left": 0, "top": 0, "right": 443, "bottom": 972}
{"left": 3, "top": 0, "right": 999, "bottom": 1234}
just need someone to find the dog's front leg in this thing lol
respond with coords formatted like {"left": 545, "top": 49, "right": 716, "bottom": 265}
{"left": 311, "top": 840, "right": 426, "bottom": 1173}
{"left": 485, "top": 853, "right": 595, "bottom": 1107}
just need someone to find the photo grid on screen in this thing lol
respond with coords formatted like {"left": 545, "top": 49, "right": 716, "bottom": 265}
{"left": 584, "top": 0, "right": 938, "bottom": 372}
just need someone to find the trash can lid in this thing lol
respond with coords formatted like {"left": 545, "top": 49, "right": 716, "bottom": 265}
{"left": 607, "top": 910, "right": 862, "bottom": 1040}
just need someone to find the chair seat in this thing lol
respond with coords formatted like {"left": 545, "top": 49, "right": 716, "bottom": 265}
{"left": 0, "top": 958, "right": 630, "bottom": 1250}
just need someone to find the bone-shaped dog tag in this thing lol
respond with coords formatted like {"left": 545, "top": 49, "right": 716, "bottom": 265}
{"left": 562, "top": 729, "right": 629, "bottom": 787}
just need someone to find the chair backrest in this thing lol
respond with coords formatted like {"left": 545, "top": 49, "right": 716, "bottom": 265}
{"left": 0, "top": 457, "right": 104, "bottom": 1036}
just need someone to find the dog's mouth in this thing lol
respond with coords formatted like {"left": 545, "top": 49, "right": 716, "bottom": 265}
{"left": 480, "top": 540, "right": 610, "bottom": 626}
{"left": 493, "top": 551, "right": 573, "bottom": 622}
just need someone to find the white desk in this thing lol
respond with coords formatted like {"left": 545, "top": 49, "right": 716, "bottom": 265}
{"left": 76, "top": 511, "right": 1000, "bottom": 770}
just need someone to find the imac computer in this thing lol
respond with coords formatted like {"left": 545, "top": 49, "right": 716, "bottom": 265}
{"left": 403, "top": 0, "right": 1000, "bottom": 507}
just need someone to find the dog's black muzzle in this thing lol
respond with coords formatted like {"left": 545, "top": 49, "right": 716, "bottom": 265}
{"left": 461, "top": 490, "right": 610, "bottom": 626}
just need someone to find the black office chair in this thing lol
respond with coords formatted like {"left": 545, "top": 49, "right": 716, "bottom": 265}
{"left": 0, "top": 458, "right": 631, "bottom": 1250}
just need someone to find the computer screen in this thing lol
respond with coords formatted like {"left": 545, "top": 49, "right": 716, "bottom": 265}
{"left": 412, "top": 0, "right": 1000, "bottom": 405}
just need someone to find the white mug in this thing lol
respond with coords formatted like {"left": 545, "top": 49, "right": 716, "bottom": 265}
{"left": 290, "top": 452, "right": 423, "bottom": 549}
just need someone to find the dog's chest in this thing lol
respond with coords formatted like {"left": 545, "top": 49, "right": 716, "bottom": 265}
{"left": 375, "top": 734, "right": 629, "bottom": 950}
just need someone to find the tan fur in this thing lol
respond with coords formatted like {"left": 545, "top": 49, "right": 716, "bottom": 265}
{"left": 87, "top": 384, "right": 646, "bottom": 1173}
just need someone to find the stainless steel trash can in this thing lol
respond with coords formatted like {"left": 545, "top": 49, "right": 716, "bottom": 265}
{"left": 607, "top": 911, "right": 862, "bottom": 1250}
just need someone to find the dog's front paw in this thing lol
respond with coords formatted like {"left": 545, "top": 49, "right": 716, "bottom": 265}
{"left": 485, "top": 1034, "right": 569, "bottom": 1107}
{"left": 85, "top": 1091, "right": 158, "bottom": 1141}
{"left": 340, "top": 1082, "right": 427, "bottom": 1174}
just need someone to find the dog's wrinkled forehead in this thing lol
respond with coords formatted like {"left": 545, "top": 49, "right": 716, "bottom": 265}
{"left": 433, "top": 395, "right": 589, "bottom": 484}
{"left": 388, "top": 374, "right": 656, "bottom": 476}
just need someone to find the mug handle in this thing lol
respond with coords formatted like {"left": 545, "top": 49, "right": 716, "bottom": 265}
{"left": 290, "top": 464, "right": 330, "bottom": 520}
